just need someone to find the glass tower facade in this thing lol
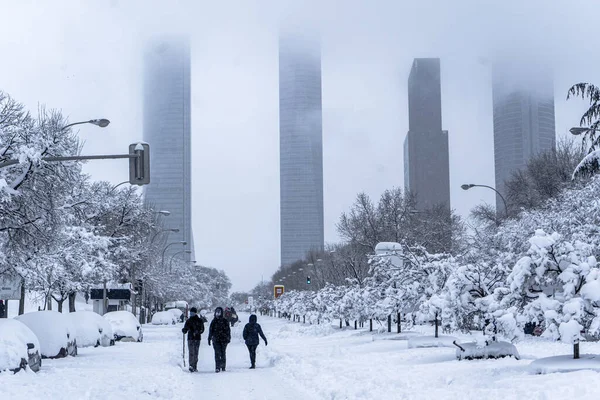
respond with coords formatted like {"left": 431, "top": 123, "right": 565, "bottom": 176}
{"left": 403, "top": 58, "right": 451, "bottom": 211}
{"left": 492, "top": 64, "right": 556, "bottom": 212}
{"left": 279, "top": 34, "right": 324, "bottom": 267}
{"left": 143, "top": 38, "right": 194, "bottom": 264}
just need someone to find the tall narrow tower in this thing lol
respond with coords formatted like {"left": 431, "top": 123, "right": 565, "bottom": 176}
{"left": 403, "top": 58, "right": 450, "bottom": 211}
{"left": 492, "top": 62, "right": 556, "bottom": 212}
{"left": 279, "top": 34, "right": 324, "bottom": 267}
{"left": 143, "top": 37, "right": 194, "bottom": 263}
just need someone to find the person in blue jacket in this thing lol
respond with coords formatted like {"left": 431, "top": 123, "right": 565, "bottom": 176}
{"left": 242, "top": 314, "right": 268, "bottom": 369}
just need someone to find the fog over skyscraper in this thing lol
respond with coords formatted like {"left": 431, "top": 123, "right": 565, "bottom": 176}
{"left": 279, "top": 34, "right": 324, "bottom": 267}
{"left": 492, "top": 61, "right": 556, "bottom": 212}
{"left": 143, "top": 37, "right": 194, "bottom": 263}
{"left": 403, "top": 58, "right": 451, "bottom": 211}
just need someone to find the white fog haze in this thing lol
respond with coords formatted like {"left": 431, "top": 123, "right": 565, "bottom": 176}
{"left": 0, "top": 0, "right": 597, "bottom": 291}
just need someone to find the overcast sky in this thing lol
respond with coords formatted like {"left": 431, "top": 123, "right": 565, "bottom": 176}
{"left": 1, "top": 0, "right": 598, "bottom": 292}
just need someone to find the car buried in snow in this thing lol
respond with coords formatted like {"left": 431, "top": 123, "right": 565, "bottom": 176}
{"left": 66, "top": 311, "right": 115, "bottom": 347}
{"left": 103, "top": 310, "right": 143, "bottom": 342}
{"left": 15, "top": 311, "right": 77, "bottom": 359}
{"left": 0, "top": 318, "right": 42, "bottom": 373}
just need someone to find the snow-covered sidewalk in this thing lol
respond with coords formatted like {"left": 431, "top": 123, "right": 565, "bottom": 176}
{"left": 2, "top": 313, "right": 600, "bottom": 399}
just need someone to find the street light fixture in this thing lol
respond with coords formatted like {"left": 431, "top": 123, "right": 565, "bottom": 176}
{"left": 169, "top": 250, "right": 192, "bottom": 271}
{"left": 570, "top": 127, "right": 592, "bottom": 136}
{"left": 161, "top": 241, "right": 187, "bottom": 267}
{"left": 150, "top": 228, "right": 180, "bottom": 244}
{"left": 61, "top": 119, "right": 110, "bottom": 131}
{"left": 461, "top": 183, "right": 508, "bottom": 218}
{"left": 155, "top": 210, "right": 171, "bottom": 216}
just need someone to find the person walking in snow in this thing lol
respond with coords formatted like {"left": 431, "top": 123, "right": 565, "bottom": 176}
{"left": 242, "top": 314, "right": 268, "bottom": 369}
{"left": 208, "top": 306, "right": 231, "bottom": 372}
{"left": 181, "top": 307, "right": 205, "bottom": 372}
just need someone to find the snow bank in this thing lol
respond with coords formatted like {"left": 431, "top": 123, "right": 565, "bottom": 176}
{"left": 15, "top": 311, "right": 75, "bottom": 358}
{"left": 151, "top": 311, "right": 176, "bottom": 325}
{"left": 66, "top": 311, "right": 114, "bottom": 347}
{"left": 407, "top": 335, "right": 457, "bottom": 348}
{"left": 0, "top": 319, "right": 40, "bottom": 372}
{"left": 104, "top": 310, "right": 142, "bottom": 342}
{"left": 529, "top": 354, "right": 600, "bottom": 374}
{"left": 454, "top": 340, "right": 520, "bottom": 360}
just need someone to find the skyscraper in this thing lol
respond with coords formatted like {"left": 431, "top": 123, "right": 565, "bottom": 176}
{"left": 492, "top": 62, "right": 556, "bottom": 212}
{"left": 143, "top": 38, "right": 194, "bottom": 263}
{"left": 403, "top": 58, "right": 450, "bottom": 211}
{"left": 279, "top": 34, "right": 324, "bottom": 267}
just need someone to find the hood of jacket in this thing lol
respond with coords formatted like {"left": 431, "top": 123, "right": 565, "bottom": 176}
{"left": 249, "top": 314, "right": 257, "bottom": 324}
{"left": 214, "top": 306, "right": 224, "bottom": 318}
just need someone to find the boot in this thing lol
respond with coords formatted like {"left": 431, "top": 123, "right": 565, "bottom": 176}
{"left": 249, "top": 364, "right": 255, "bottom": 369}
{"left": 215, "top": 368, "right": 220, "bottom": 373}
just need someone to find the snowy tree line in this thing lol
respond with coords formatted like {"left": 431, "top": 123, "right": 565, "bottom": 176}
{"left": 267, "top": 83, "right": 600, "bottom": 358}
{"left": 0, "top": 91, "right": 231, "bottom": 314}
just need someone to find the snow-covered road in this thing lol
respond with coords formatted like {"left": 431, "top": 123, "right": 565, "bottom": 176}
{"left": 2, "top": 313, "right": 600, "bottom": 399}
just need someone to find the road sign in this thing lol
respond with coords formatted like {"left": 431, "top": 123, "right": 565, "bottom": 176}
{"left": 0, "top": 276, "right": 22, "bottom": 300}
{"left": 274, "top": 285, "right": 284, "bottom": 299}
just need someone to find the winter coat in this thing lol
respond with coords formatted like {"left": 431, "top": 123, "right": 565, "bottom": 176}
{"left": 182, "top": 314, "right": 205, "bottom": 341}
{"left": 243, "top": 314, "right": 267, "bottom": 346}
{"left": 208, "top": 307, "right": 231, "bottom": 344}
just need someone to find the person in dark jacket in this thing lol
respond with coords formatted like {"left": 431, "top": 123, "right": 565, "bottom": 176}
{"left": 242, "top": 314, "right": 267, "bottom": 369}
{"left": 208, "top": 306, "right": 231, "bottom": 372}
{"left": 182, "top": 307, "right": 205, "bottom": 372}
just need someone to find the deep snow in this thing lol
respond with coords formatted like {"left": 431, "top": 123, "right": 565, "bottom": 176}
{"left": 2, "top": 313, "right": 600, "bottom": 399}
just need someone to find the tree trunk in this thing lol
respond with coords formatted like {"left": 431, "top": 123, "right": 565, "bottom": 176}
{"left": 46, "top": 292, "right": 52, "bottom": 310}
{"left": 370, "top": 319, "right": 373, "bottom": 332}
{"left": 340, "top": 318, "right": 342, "bottom": 329}
{"left": 57, "top": 299, "right": 64, "bottom": 313}
{"left": 434, "top": 312, "right": 439, "bottom": 338}
{"left": 397, "top": 312, "right": 401, "bottom": 333}
{"left": 574, "top": 342, "right": 580, "bottom": 359}
{"left": 354, "top": 320, "right": 357, "bottom": 330}
{"left": 388, "top": 315, "right": 392, "bottom": 332}
{"left": 68, "top": 292, "right": 76, "bottom": 312}
{"left": 18, "top": 279, "right": 25, "bottom": 315}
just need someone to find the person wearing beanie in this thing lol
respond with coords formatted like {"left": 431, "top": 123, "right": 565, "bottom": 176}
{"left": 182, "top": 307, "right": 205, "bottom": 372}
{"left": 207, "top": 306, "right": 231, "bottom": 372}
{"left": 242, "top": 314, "right": 268, "bottom": 369}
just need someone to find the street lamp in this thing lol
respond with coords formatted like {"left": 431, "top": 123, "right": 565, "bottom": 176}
{"left": 461, "top": 183, "right": 509, "bottom": 218}
{"left": 570, "top": 127, "right": 592, "bottom": 136}
{"left": 150, "top": 228, "right": 179, "bottom": 244}
{"left": 61, "top": 119, "right": 110, "bottom": 131}
{"left": 169, "top": 250, "right": 192, "bottom": 271}
{"left": 161, "top": 241, "right": 187, "bottom": 267}
{"left": 155, "top": 210, "right": 171, "bottom": 216}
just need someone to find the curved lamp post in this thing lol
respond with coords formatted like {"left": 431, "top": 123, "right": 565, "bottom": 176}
{"left": 461, "top": 183, "right": 508, "bottom": 218}
{"left": 570, "top": 127, "right": 592, "bottom": 136}
{"left": 150, "top": 228, "right": 179, "bottom": 244}
{"left": 61, "top": 119, "right": 110, "bottom": 131}
{"left": 161, "top": 241, "right": 187, "bottom": 267}
{"left": 169, "top": 250, "right": 192, "bottom": 272}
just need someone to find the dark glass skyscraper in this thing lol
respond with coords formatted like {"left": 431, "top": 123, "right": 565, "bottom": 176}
{"left": 143, "top": 38, "right": 194, "bottom": 263}
{"left": 279, "top": 34, "right": 324, "bottom": 267}
{"left": 403, "top": 58, "right": 450, "bottom": 211}
{"left": 492, "top": 63, "right": 556, "bottom": 212}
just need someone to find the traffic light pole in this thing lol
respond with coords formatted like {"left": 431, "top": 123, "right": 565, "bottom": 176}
{"left": 0, "top": 153, "right": 134, "bottom": 169}
{"left": 0, "top": 142, "right": 150, "bottom": 186}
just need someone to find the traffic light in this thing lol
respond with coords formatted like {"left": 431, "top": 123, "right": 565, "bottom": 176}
{"left": 307, "top": 276, "right": 311, "bottom": 285}
{"left": 129, "top": 142, "right": 150, "bottom": 185}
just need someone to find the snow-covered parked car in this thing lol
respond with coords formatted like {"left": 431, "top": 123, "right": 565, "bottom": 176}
{"left": 152, "top": 310, "right": 177, "bottom": 325}
{"left": 66, "top": 311, "right": 115, "bottom": 348}
{"left": 0, "top": 319, "right": 42, "bottom": 373}
{"left": 104, "top": 310, "right": 143, "bottom": 342}
{"left": 167, "top": 308, "right": 183, "bottom": 322}
{"left": 15, "top": 311, "right": 77, "bottom": 359}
